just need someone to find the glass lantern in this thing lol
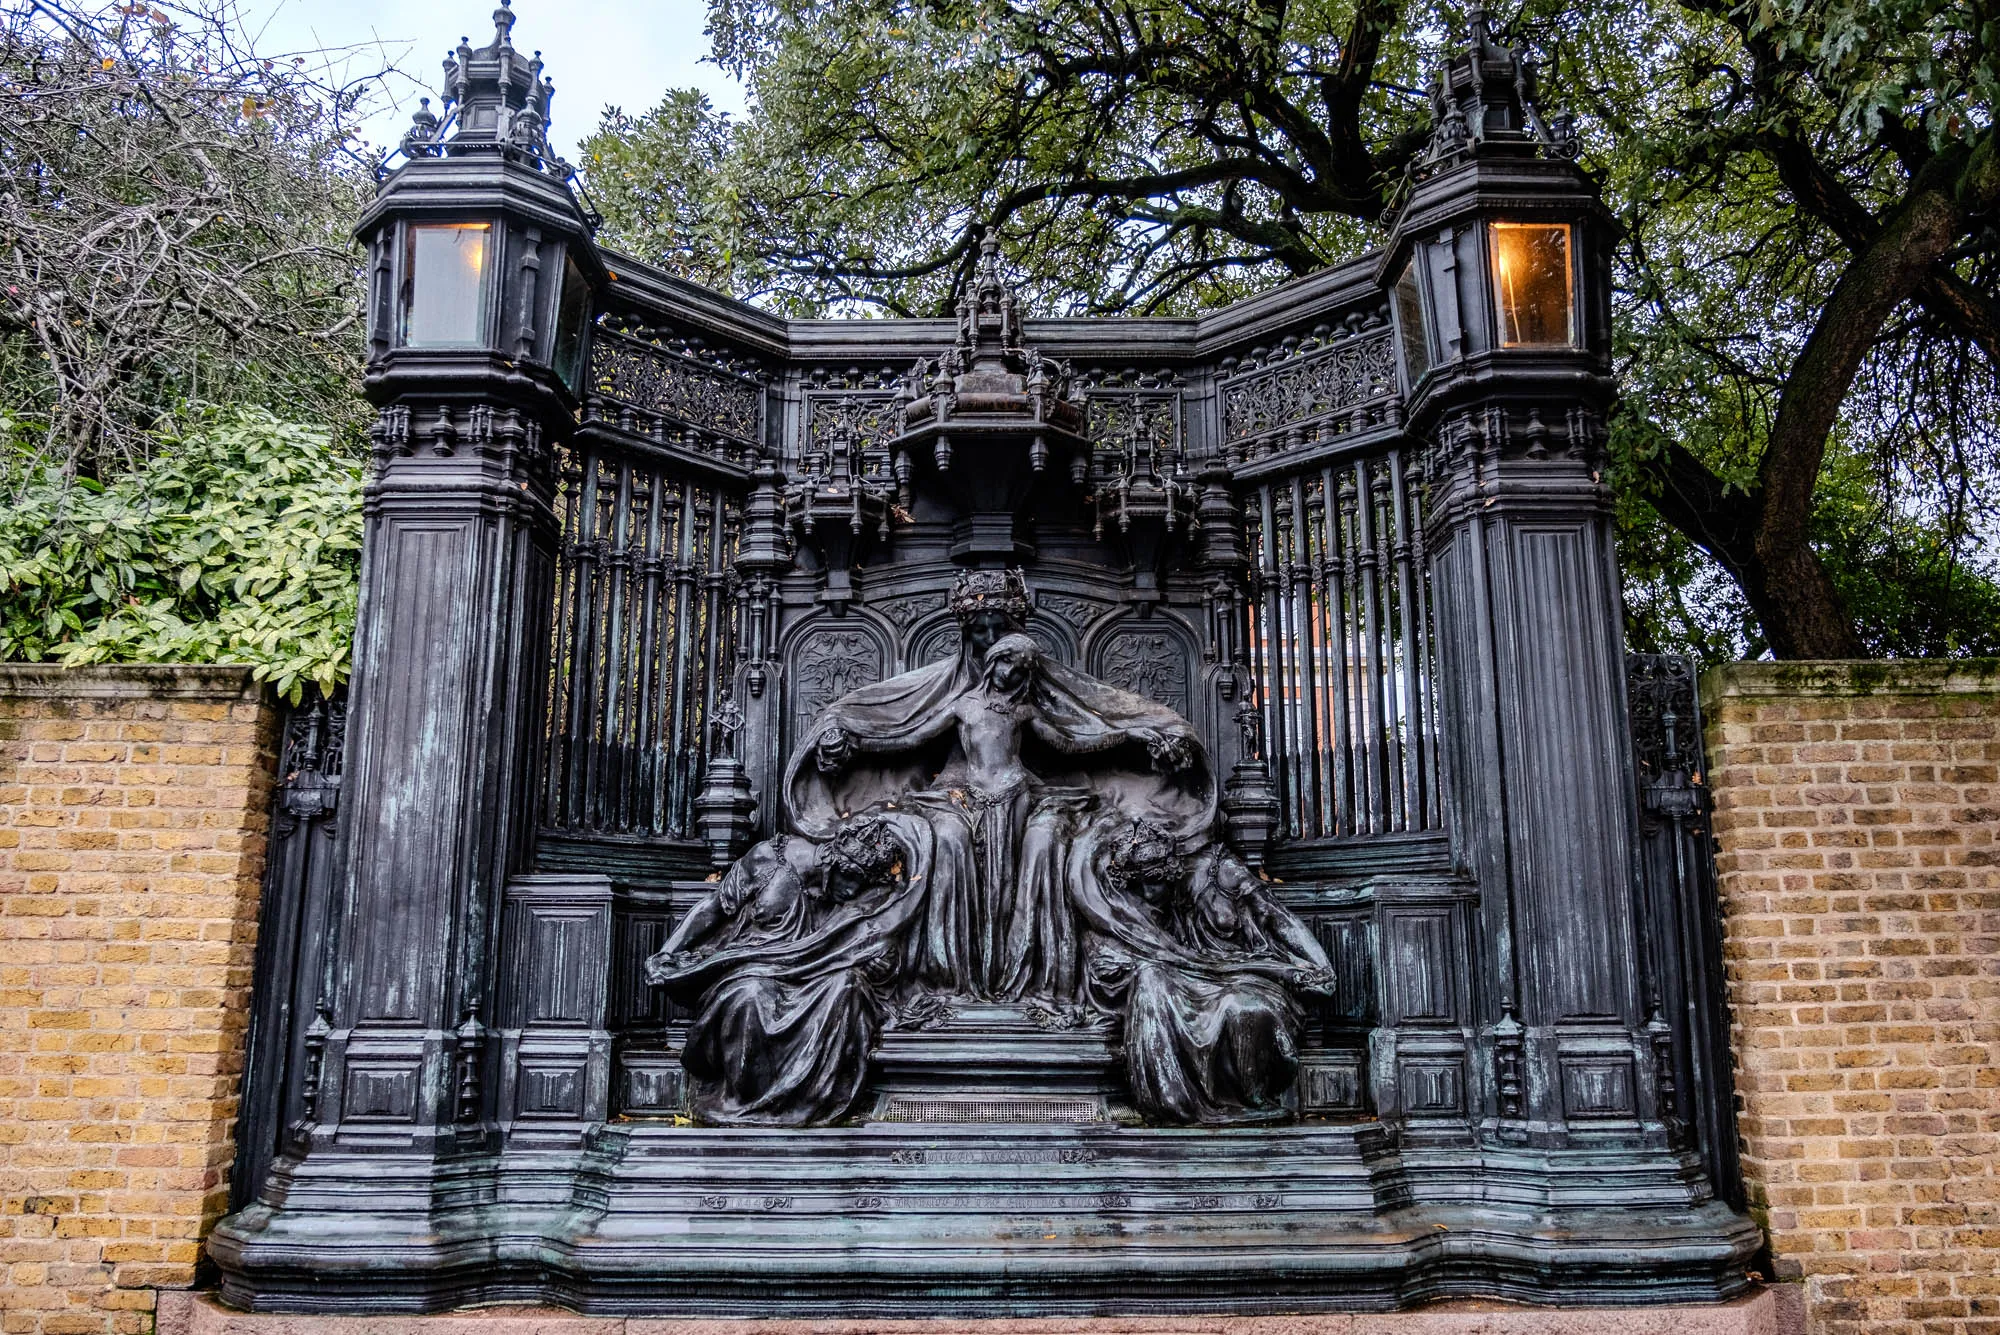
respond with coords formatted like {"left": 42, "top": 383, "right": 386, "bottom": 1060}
{"left": 551, "top": 253, "right": 592, "bottom": 391}
{"left": 400, "top": 222, "right": 493, "bottom": 348}
{"left": 1488, "top": 222, "right": 1576, "bottom": 348}
{"left": 1392, "top": 259, "right": 1432, "bottom": 384}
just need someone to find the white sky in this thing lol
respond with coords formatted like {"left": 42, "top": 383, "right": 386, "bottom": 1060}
{"left": 237, "top": 0, "right": 748, "bottom": 162}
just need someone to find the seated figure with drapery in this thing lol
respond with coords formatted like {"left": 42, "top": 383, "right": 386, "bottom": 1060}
{"left": 644, "top": 811, "right": 932, "bottom": 1126}
{"left": 1068, "top": 814, "right": 1337, "bottom": 1124}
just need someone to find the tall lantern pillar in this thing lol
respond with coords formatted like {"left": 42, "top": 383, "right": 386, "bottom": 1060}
{"left": 1385, "top": 16, "right": 1669, "bottom": 1153}
{"left": 253, "top": 1, "right": 598, "bottom": 1200}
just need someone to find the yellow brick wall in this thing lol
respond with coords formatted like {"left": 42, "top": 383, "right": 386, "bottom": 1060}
{"left": 0, "top": 667, "right": 277, "bottom": 1335}
{"left": 1703, "top": 661, "right": 2000, "bottom": 1335}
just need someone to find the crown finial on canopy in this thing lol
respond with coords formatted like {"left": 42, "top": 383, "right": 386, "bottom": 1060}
{"left": 1468, "top": 6, "right": 1492, "bottom": 49}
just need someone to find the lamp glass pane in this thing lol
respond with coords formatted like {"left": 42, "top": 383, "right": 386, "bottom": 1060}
{"left": 402, "top": 222, "right": 491, "bottom": 348}
{"left": 1393, "top": 259, "right": 1431, "bottom": 382}
{"left": 1489, "top": 222, "right": 1575, "bottom": 348}
{"left": 552, "top": 253, "right": 591, "bottom": 389}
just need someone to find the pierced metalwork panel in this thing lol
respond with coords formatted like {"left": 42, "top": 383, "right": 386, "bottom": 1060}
{"left": 587, "top": 321, "right": 764, "bottom": 449}
{"left": 543, "top": 445, "right": 742, "bottom": 841}
{"left": 801, "top": 391, "right": 900, "bottom": 480}
{"left": 1221, "top": 326, "right": 1398, "bottom": 449}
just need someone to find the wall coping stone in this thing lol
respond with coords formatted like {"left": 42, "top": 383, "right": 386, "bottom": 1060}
{"left": 1700, "top": 657, "right": 2000, "bottom": 705}
{"left": 0, "top": 661, "right": 266, "bottom": 699}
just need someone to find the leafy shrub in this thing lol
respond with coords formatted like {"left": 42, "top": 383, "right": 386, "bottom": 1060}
{"left": 0, "top": 410, "right": 363, "bottom": 702}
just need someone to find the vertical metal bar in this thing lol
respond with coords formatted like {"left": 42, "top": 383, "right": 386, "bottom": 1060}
{"left": 650, "top": 479, "right": 683, "bottom": 837}
{"left": 698, "top": 490, "right": 730, "bottom": 810}
{"left": 665, "top": 482, "right": 699, "bottom": 837}
{"left": 1282, "top": 490, "right": 1311, "bottom": 838}
{"left": 1254, "top": 484, "right": 1291, "bottom": 834}
{"left": 1271, "top": 486, "right": 1295, "bottom": 838}
{"left": 1387, "top": 447, "right": 1427, "bottom": 830}
{"left": 1318, "top": 465, "right": 1353, "bottom": 836}
{"left": 1287, "top": 474, "right": 1324, "bottom": 839}
{"left": 632, "top": 470, "right": 666, "bottom": 834}
{"left": 1411, "top": 451, "right": 1442, "bottom": 830}
{"left": 1336, "top": 469, "right": 1371, "bottom": 832}
{"left": 543, "top": 450, "right": 581, "bottom": 826}
{"left": 560, "top": 450, "right": 604, "bottom": 829}
{"left": 1243, "top": 508, "right": 1270, "bottom": 795}
{"left": 1301, "top": 476, "right": 1332, "bottom": 838}
{"left": 1370, "top": 464, "right": 1407, "bottom": 830}
{"left": 1353, "top": 455, "right": 1390, "bottom": 833}
{"left": 597, "top": 462, "right": 635, "bottom": 832}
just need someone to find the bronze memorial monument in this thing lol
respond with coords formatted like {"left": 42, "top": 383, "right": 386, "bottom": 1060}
{"left": 212, "top": 2, "right": 1759, "bottom": 1315}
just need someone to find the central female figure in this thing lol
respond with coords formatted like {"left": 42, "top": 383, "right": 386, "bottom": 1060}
{"left": 782, "top": 571, "right": 1213, "bottom": 1004}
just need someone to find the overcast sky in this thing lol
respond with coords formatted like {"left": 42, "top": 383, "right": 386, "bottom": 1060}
{"left": 238, "top": 0, "right": 748, "bottom": 161}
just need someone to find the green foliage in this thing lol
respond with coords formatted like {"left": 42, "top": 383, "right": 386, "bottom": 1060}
{"left": 1811, "top": 436, "right": 2000, "bottom": 657}
{"left": 0, "top": 409, "right": 363, "bottom": 702}
{"left": 584, "top": 0, "right": 1999, "bottom": 659}
{"left": 581, "top": 0, "right": 1430, "bottom": 315}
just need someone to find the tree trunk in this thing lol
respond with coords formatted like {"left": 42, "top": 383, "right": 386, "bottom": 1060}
{"left": 1645, "top": 133, "right": 2000, "bottom": 660}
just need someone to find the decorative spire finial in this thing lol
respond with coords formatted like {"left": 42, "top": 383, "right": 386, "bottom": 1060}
{"left": 403, "top": 0, "right": 566, "bottom": 171}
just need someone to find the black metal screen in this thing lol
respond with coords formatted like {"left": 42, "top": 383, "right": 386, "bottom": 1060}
{"left": 542, "top": 444, "right": 741, "bottom": 840}
{"left": 1244, "top": 443, "right": 1440, "bottom": 840}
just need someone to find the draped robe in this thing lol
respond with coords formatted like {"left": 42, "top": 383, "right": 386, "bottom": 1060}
{"left": 1065, "top": 819, "right": 1327, "bottom": 1125}
{"left": 781, "top": 643, "right": 1216, "bottom": 1001}
{"left": 647, "top": 811, "right": 941, "bottom": 1125}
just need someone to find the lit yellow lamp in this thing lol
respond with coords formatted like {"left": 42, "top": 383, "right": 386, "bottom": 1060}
{"left": 1489, "top": 222, "right": 1575, "bottom": 348}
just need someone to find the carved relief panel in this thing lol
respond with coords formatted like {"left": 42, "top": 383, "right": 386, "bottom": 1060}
{"left": 786, "top": 626, "right": 886, "bottom": 748}
{"left": 1090, "top": 625, "right": 1193, "bottom": 717}
{"left": 909, "top": 617, "right": 1074, "bottom": 670}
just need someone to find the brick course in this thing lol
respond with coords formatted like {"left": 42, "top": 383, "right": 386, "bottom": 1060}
{"left": 1703, "top": 660, "right": 2000, "bottom": 1335}
{"left": 0, "top": 666, "right": 277, "bottom": 1335}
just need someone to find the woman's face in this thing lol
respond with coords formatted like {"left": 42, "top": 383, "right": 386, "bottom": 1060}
{"left": 988, "top": 647, "right": 1031, "bottom": 692}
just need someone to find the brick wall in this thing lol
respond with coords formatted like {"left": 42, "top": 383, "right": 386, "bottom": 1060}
{"left": 0, "top": 667, "right": 278, "bottom": 1335}
{"left": 1703, "top": 660, "right": 2000, "bottom": 1335}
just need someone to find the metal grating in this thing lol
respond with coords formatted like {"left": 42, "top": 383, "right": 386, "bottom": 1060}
{"left": 878, "top": 1097, "right": 1104, "bottom": 1124}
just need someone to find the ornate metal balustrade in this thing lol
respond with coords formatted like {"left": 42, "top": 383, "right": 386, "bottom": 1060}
{"left": 1244, "top": 443, "right": 1438, "bottom": 841}
{"left": 581, "top": 314, "right": 767, "bottom": 480}
{"left": 541, "top": 444, "right": 741, "bottom": 843}
{"left": 1219, "top": 320, "right": 1401, "bottom": 471}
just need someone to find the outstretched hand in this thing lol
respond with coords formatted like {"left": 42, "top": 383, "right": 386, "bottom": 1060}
{"left": 1288, "top": 965, "right": 1338, "bottom": 997}
{"left": 1135, "top": 726, "right": 1195, "bottom": 774}
{"left": 814, "top": 724, "right": 854, "bottom": 773}
{"left": 644, "top": 950, "right": 703, "bottom": 984}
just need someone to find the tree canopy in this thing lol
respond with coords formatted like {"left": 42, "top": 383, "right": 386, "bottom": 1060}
{"left": 0, "top": 0, "right": 378, "bottom": 479}
{"left": 580, "top": 0, "right": 2000, "bottom": 659}
{"left": 0, "top": 1, "right": 381, "bottom": 693}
